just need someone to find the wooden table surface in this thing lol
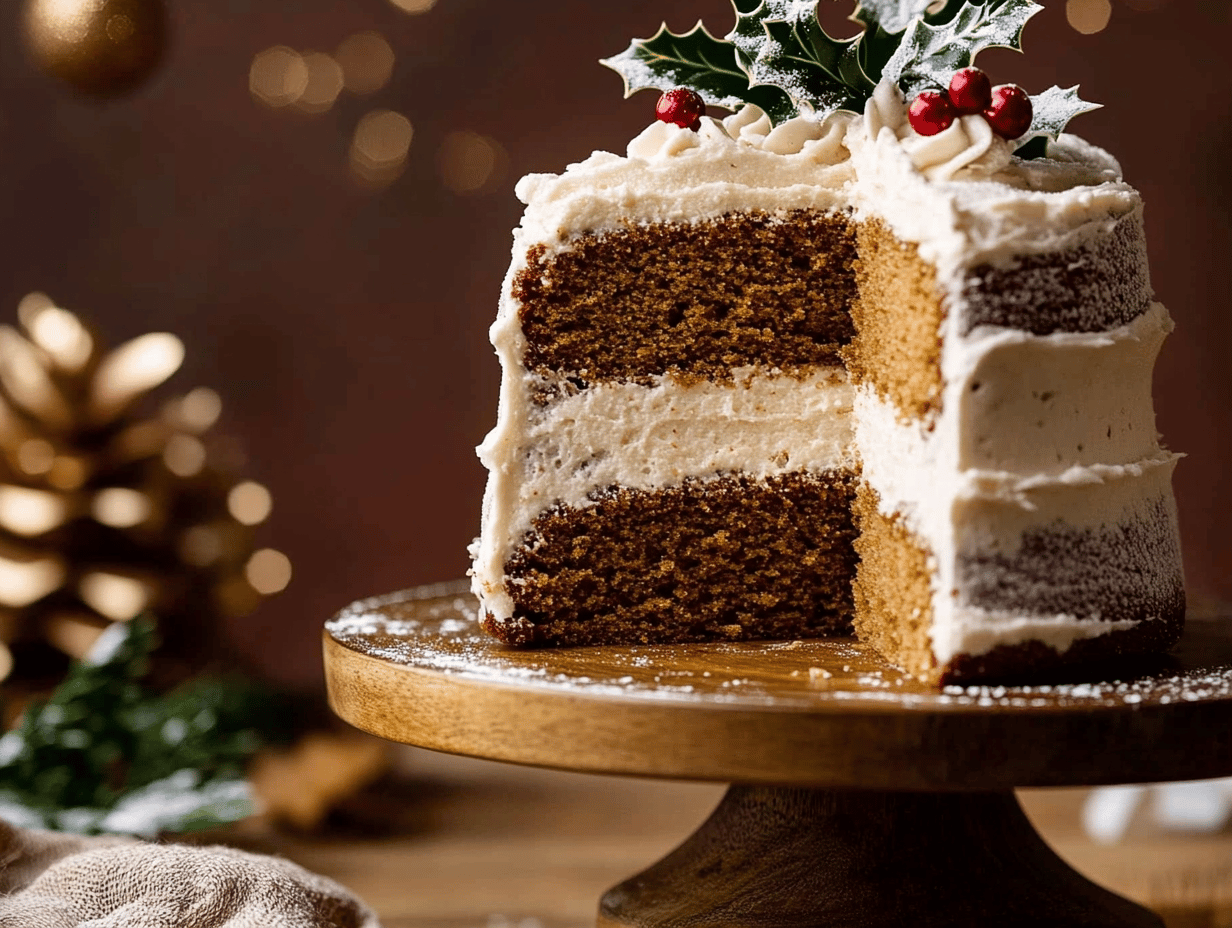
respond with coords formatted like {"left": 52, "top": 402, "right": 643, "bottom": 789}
{"left": 229, "top": 744, "right": 1232, "bottom": 928}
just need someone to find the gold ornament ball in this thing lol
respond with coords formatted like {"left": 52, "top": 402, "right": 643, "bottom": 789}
{"left": 23, "top": 0, "right": 167, "bottom": 98}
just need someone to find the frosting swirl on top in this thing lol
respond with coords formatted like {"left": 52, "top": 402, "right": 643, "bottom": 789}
{"left": 625, "top": 106, "right": 853, "bottom": 164}
{"left": 863, "top": 79, "right": 1013, "bottom": 182}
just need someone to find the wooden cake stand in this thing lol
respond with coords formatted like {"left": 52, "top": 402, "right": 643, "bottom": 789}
{"left": 323, "top": 581, "right": 1232, "bottom": 927}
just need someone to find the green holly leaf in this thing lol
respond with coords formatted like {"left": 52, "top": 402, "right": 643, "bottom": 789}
{"left": 600, "top": 21, "right": 794, "bottom": 122}
{"left": 918, "top": 0, "right": 980, "bottom": 27}
{"left": 1014, "top": 84, "right": 1102, "bottom": 158}
{"left": 857, "top": 24, "right": 902, "bottom": 88}
{"left": 728, "top": 0, "right": 874, "bottom": 122}
{"left": 882, "top": 0, "right": 1042, "bottom": 95}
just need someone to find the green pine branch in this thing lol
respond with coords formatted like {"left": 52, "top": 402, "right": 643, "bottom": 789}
{"left": 0, "top": 617, "right": 292, "bottom": 835}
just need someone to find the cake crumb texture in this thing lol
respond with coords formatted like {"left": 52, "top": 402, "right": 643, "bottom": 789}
{"left": 844, "top": 220, "right": 946, "bottom": 421}
{"left": 851, "top": 482, "right": 937, "bottom": 681}
{"left": 497, "top": 472, "right": 859, "bottom": 646}
{"left": 514, "top": 211, "right": 857, "bottom": 387}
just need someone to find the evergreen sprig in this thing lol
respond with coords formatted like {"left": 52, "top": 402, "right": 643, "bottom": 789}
{"left": 601, "top": 0, "right": 1099, "bottom": 156}
{"left": 0, "top": 618, "right": 291, "bottom": 836}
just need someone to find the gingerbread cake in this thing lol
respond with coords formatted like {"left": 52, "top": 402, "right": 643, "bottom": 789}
{"left": 470, "top": 3, "right": 1184, "bottom": 684}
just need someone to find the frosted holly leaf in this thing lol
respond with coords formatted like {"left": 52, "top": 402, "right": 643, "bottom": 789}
{"left": 852, "top": 0, "right": 942, "bottom": 35}
{"left": 1014, "top": 84, "right": 1102, "bottom": 158}
{"left": 853, "top": 0, "right": 983, "bottom": 83}
{"left": 728, "top": 0, "right": 873, "bottom": 122}
{"left": 600, "top": 21, "right": 794, "bottom": 122}
{"left": 882, "top": 0, "right": 1042, "bottom": 95}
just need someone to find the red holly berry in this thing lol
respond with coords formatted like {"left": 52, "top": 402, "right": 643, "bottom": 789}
{"left": 984, "top": 84, "right": 1033, "bottom": 139}
{"left": 948, "top": 67, "right": 992, "bottom": 115}
{"left": 656, "top": 88, "right": 705, "bottom": 131}
{"left": 908, "top": 91, "right": 957, "bottom": 137}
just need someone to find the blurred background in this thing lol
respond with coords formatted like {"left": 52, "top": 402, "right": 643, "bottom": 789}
{"left": 0, "top": 0, "right": 1225, "bottom": 694}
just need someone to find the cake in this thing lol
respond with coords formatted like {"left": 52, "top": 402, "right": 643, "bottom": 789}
{"left": 470, "top": 1, "right": 1185, "bottom": 684}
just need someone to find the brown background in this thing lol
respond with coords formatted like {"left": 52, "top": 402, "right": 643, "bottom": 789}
{"left": 0, "top": 0, "right": 1226, "bottom": 689}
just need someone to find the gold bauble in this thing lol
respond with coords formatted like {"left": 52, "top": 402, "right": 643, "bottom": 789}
{"left": 23, "top": 0, "right": 167, "bottom": 98}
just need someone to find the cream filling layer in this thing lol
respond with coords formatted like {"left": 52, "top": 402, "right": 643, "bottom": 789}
{"left": 856, "top": 302, "right": 1179, "bottom": 665}
{"left": 473, "top": 367, "right": 854, "bottom": 622}
{"left": 856, "top": 302, "right": 1175, "bottom": 520}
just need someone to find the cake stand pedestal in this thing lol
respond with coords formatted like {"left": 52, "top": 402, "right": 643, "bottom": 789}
{"left": 323, "top": 581, "right": 1232, "bottom": 928}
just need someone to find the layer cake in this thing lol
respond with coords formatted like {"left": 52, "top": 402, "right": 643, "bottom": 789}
{"left": 471, "top": 66, "right": 1183, "bottom": 683}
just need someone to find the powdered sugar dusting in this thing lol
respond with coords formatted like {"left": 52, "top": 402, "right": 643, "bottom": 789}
{"left": 328, "top": 586, "right": 1232, "bottom": 713}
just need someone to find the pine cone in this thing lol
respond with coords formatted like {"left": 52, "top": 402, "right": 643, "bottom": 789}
{"left": 0, "top": 293, "right": 289, "bottom": 711}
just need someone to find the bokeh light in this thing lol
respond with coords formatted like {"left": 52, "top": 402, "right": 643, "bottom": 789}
{"left": 228, "top": 481, "right": 272, "bottom": 526}
{"left": 92, "top": 487, "right": 152, "bottom": 529}
{"left": 174, "top": 387, "right": 223, "bottom": 434}
{"left": 0, "top": 556, "right": 64, "bottom": 608}
{"left": 249, "top": 46, "right": 309, "bottom": 108}
{"left": 294, "top": 52, "right": 345, "bottom": 114}
{"left": 79, "top": 572, "right": 150, "bottom": 621}
{"left": 246, "top": 549, "right": 292, "bottom": 595}
{"left": 163, "top": 434, "right": 206, "bottom": 477}
{"left": 336, "top": 32, "right": 394, "bottom": 95}
{"left": 1067, "top": 0, "right": 1112, "bottom": 33}
{"left": 388, "top": 0, "right": 438, "bottom": 13}
{"left": 350, "top": 109, "right": 414, "bottom": 187}
{"left": 0, "top": 486, "right": 68, "bottom": 536}
{"left": 438, "top": 131, "right": 508, "bottom": 195}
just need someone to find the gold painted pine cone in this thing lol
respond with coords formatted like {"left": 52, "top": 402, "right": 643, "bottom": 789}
{"left": 0, "top": 294, "right": 289, "bottom": 710}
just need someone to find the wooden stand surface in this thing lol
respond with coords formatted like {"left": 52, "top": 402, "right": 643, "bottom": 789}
{"left": 323, "top": 581, "right": 1232, "bottom": 927}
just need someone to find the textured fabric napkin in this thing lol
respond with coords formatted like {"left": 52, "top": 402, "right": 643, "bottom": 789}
{"left": 0, "top": 819, "right": 381, "bottom": 927}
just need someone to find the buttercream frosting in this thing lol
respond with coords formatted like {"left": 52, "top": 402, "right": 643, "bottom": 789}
{"left": 473, "top": 89, "right": 1181, "bottom": 670}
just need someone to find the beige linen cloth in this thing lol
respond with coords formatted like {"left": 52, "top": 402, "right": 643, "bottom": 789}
{"left": 0, "top": 819, "right": 381, "bottom": 927}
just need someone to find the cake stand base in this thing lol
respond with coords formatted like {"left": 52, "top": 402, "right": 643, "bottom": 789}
{"left": 326, "top": 586, "right": 1232, "bottom": 928}
{"left": 598, "top": 786, "right": 1161, "bottom": 928}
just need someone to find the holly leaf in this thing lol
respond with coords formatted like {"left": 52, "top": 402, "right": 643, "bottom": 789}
{"left": 852, "top": 0, "right": 973, "bottom": 83}
{"left": 852, "top": 0, "right": 939, "bottom": 35}
{"left": 882, "top": 0, "right": 1042, "bottom": 95}
{"left": 600, "top": 21, "right": 794, "bottom": 122}
{"left": 728, "top": 0, "right": 873, "bottom": 122}
{"left": 1013, "top": 84, "right": 1102, "bottom": 158}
